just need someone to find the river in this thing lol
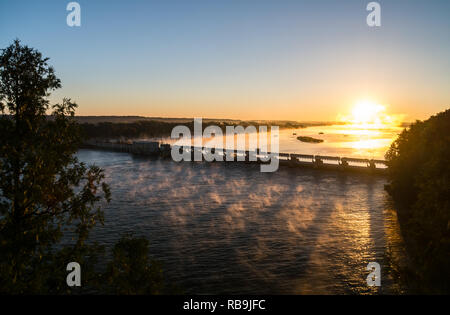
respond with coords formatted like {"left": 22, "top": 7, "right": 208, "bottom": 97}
{"left": 77, "top": 124, "right": 408, "bottom": 294}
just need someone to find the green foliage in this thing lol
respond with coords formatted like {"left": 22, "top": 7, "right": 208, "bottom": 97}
{"left": 0, "top": 39, "right": 111, "bottom": 293}
{"left": 385, "top": 109, "right": 450, "bottom": 292}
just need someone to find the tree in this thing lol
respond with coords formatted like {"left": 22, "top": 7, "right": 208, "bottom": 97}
{"left": 0, "top": 40, "right": 110, "bottom": 293}
{"left": 102, "top": 235, "right": 165, "bottom": 294}
{"left": 385, "top": 109, "right": 450, "bottom": 293}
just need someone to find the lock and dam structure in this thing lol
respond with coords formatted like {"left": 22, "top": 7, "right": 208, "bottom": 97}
{"left": 82, "top": 140, "right": 388, "bottom": 175}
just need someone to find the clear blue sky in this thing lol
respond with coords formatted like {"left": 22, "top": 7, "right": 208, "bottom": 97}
{"left": 1, "top": 0, "right": 449, "bottom": 121}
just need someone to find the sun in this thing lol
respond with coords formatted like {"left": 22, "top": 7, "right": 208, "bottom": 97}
{"left": 350, "top": 101, "right": 386, "bottom": 125}
{"left": 337, "top": 101, "right": 404, "bottom": 128}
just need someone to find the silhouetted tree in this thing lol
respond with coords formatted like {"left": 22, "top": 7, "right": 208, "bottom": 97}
{"left": 0, "top": 40, "right": 175, "bottom": 295}
{"left": 385, "top": 108, "right": 450, "bottom": 293}
{"left": 102, "top": 235, "right": 165, "bottom": 294}
{"left": 0, "top": 40, "right": 110, "bottom": 293}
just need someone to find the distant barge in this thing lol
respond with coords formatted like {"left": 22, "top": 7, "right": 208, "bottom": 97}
{"left": 82, "top": 140, "right": 388, "bottom": 175}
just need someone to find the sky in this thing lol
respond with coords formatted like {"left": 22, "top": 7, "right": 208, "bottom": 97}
{"left": 1, "top": 0, "right": 449, "bottom": 121}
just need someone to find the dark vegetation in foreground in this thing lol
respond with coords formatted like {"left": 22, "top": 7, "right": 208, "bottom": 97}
{"left": 0, "top": 40, "right": 174, "bottom": 294}
{"left": 386, "top": 108, "right": 450, "bottom": 293}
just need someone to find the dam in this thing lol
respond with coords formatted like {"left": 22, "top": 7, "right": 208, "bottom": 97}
{"left": 82, "top": 140, "right": 388, "bottom": 175}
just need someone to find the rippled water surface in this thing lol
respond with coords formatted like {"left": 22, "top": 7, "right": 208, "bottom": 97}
{"left": 78, "top": 149, "right": 407, "bottom": 294}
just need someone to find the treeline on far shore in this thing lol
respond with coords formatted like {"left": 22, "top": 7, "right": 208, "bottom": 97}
{"left": 79, "top": 119, "right": 307, "bottom": 140}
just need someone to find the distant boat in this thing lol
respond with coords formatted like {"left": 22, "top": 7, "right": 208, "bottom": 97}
{"left": 293, "top": 132, "right": 297, "bottom": 135}
{"left": 319, "top": 132, "right": 324, "bottom": 135}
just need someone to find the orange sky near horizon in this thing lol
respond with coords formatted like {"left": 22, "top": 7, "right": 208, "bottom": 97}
{"left": 52, "top": 85, "right": 447, "bottom": 123}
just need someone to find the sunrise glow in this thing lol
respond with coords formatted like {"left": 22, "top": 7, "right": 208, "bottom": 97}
{"left": 351, "top": 101, "right": 385, "bottom": 124}
{"left": 337, "top": 100, "right": 404, "bottom": 129}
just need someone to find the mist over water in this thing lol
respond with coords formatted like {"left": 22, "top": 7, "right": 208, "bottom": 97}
{"left": 78, "top": 147, "right": 407, "bottom": 294}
